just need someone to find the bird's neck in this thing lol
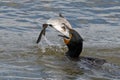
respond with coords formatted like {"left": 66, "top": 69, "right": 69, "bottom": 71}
{"left": 64, "top": 29, "right": 83, "bottom": 58}
{"left": 66, "top": 40, "right": 83, "bottom": 58}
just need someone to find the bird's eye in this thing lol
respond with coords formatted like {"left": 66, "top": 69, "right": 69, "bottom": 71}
{"left": 62, "top": 26, "right": 66, "bottom": 31}
{"left": 49, "top": 24, "right": 53, "bottom": 27}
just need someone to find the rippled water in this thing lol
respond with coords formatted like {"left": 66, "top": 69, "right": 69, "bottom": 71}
{"left": 0, "top": 0, "right": 120, "bottom": 80}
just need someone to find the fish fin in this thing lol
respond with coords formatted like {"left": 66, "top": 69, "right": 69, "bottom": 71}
{"left": 59, "top": 13, "right": 64, "bottom": 18}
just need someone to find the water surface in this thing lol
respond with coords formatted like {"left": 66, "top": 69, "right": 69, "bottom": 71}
{"left": 0, "top": 0, "right": 120, "bottom": 80}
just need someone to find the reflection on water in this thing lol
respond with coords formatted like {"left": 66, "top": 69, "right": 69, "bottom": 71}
{"left": 0, "top": 0, "right": 120, "bottom": 80}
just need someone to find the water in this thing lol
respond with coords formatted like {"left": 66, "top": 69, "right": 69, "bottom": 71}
{"left": 0, "top": 0, "right": 120, "bottom": 80}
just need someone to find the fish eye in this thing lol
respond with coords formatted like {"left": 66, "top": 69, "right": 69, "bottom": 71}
{"left": 49, "top": 24, "right": 53, "bottom": 27}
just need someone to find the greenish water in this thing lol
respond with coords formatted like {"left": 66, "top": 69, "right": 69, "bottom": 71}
{"left": 0, "top": 0, "right": 120, "bottom": 80}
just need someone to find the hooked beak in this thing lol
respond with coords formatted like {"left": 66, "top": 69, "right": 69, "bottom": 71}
{"left": 58, "top": 34, "right": 70, "bottom": 39}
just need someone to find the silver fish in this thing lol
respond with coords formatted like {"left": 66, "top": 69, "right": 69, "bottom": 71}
{"left": 36, "top": 14, "right": 72, "bottom": 44}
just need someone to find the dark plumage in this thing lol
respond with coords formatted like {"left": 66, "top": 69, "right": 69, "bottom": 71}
{"left": 65, "top": 29, "right": 83, "bottom": 58}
